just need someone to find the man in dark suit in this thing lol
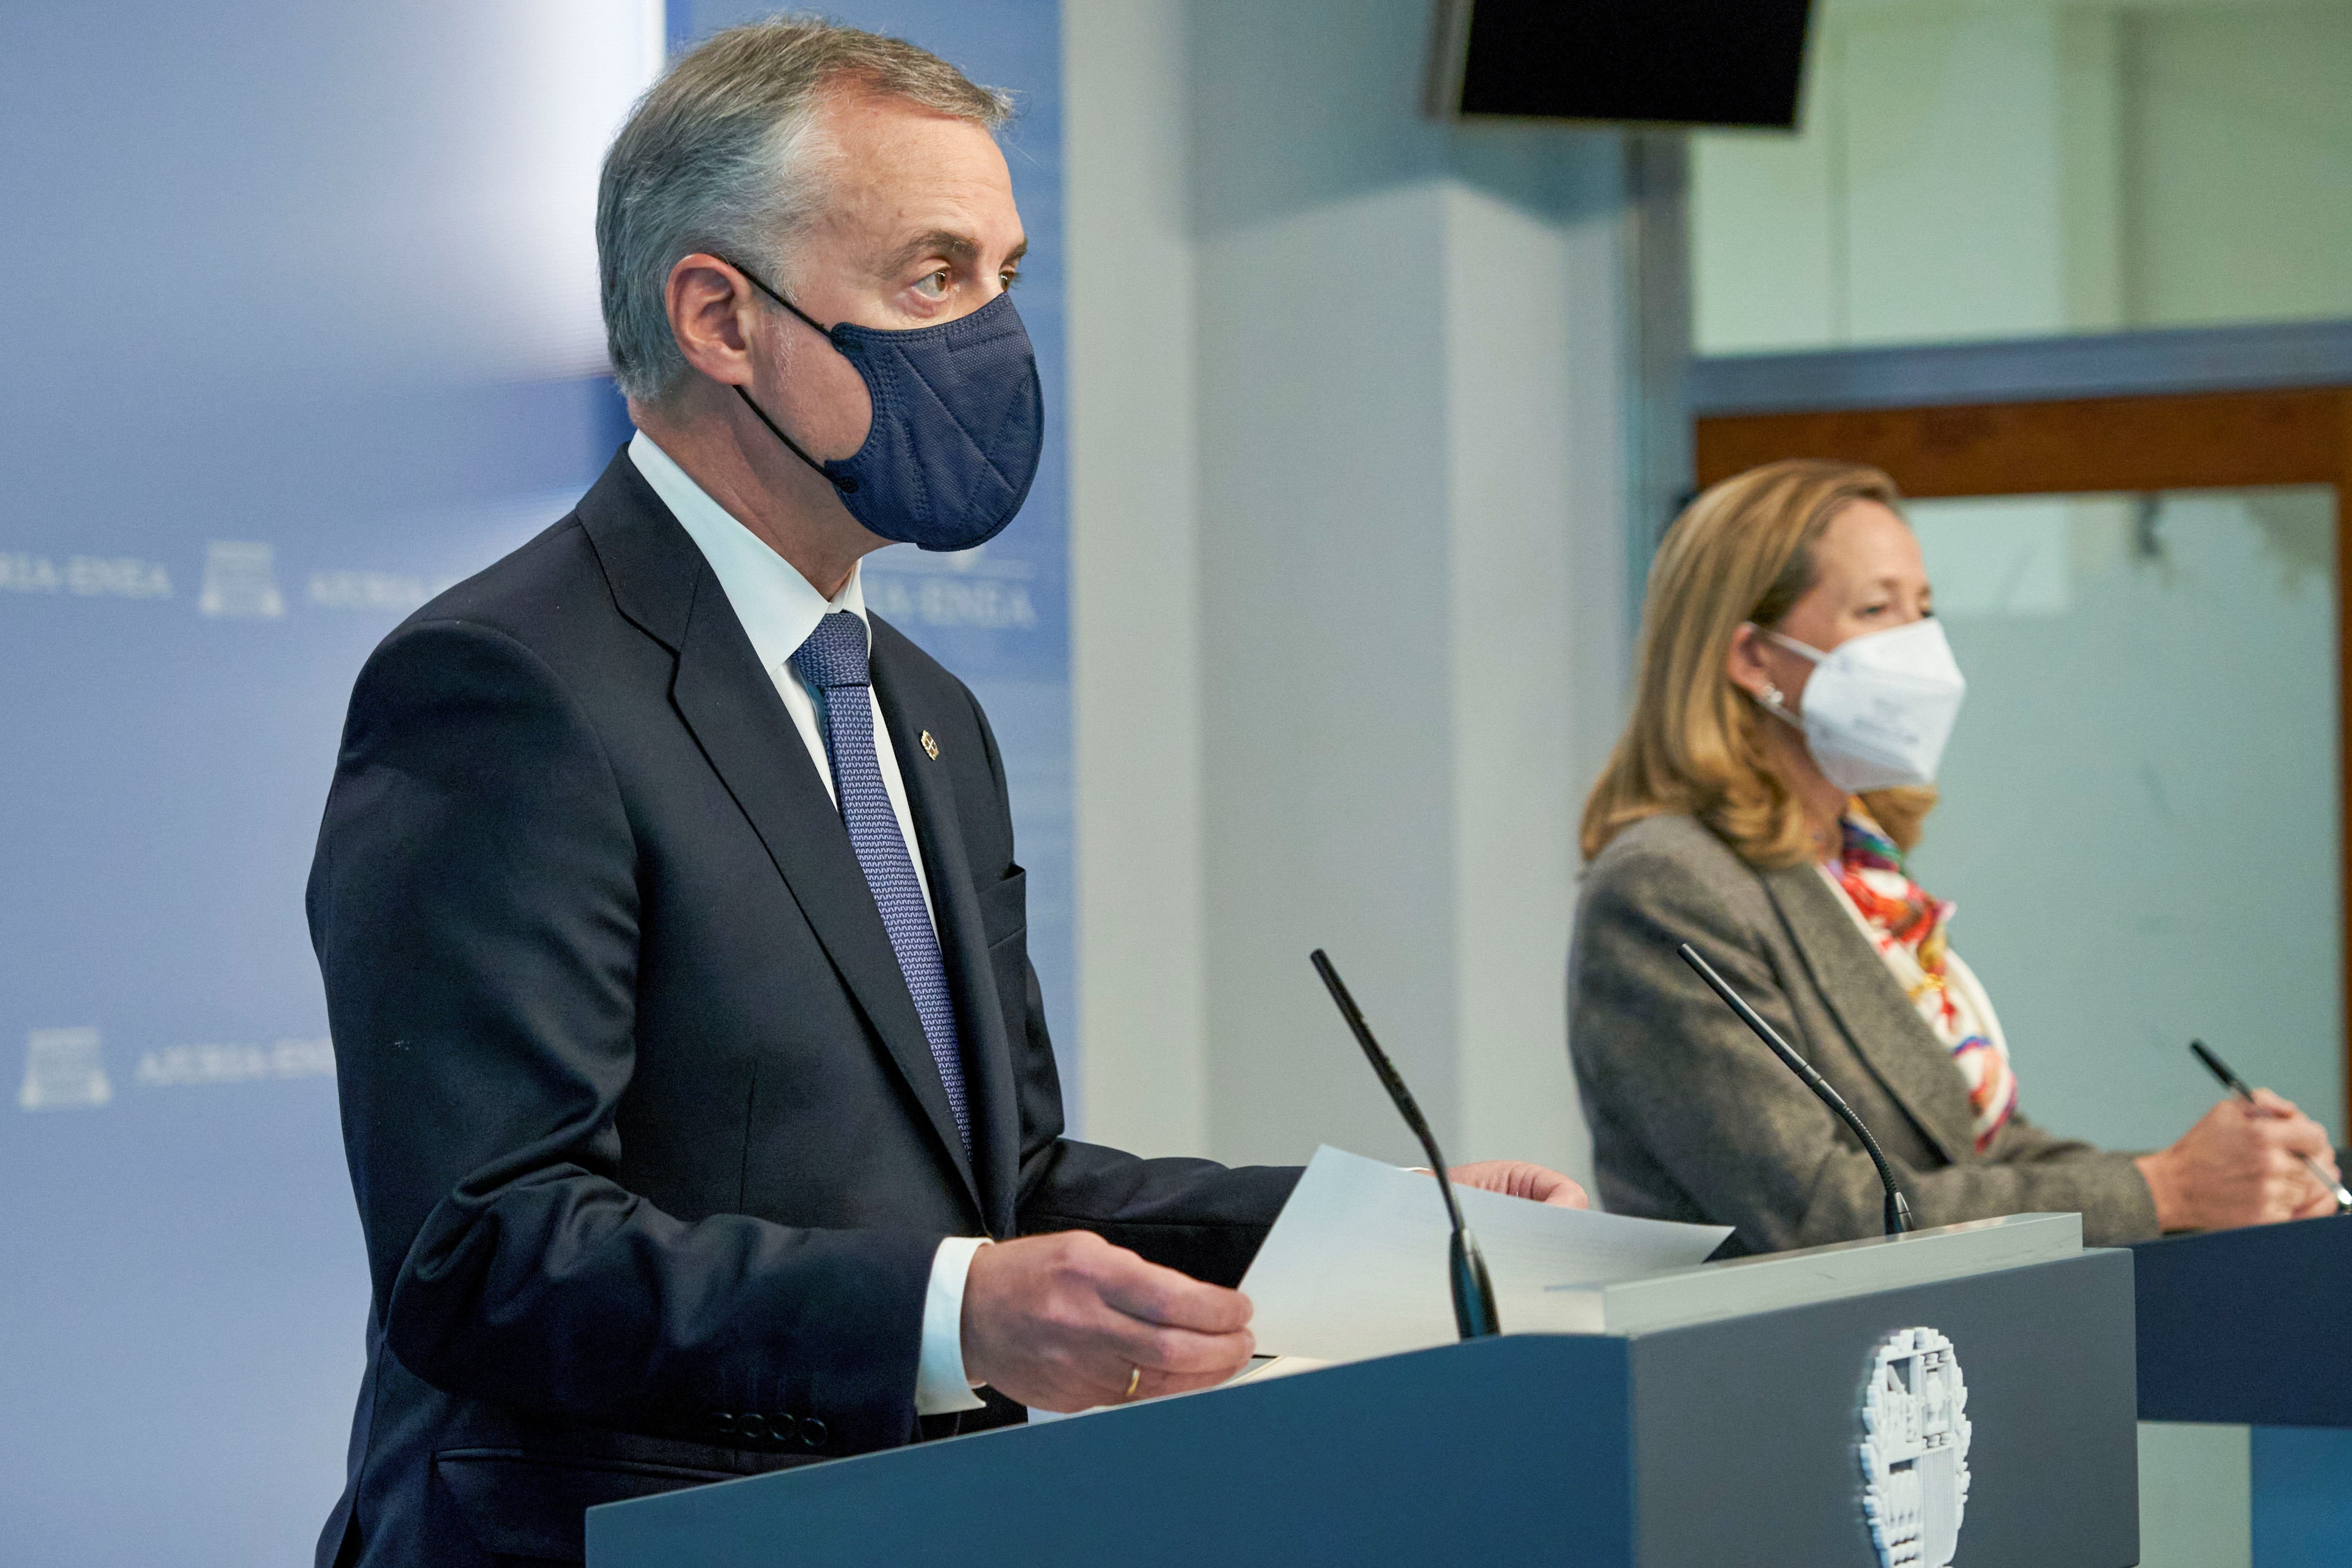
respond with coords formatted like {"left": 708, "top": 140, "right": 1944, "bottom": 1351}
{"left": 309, "top": 20, "right": 1583, "bottom": 1568}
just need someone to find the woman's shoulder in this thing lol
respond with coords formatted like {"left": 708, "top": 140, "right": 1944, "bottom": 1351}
{"left": 1581, "top": 813, "right": 1779, "bottom": 926}
{"left": 1587, "top": 813, "right": 1749, "bottom": 883}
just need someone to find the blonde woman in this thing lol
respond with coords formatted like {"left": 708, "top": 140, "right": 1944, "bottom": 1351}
{"left": 1570, "top": 459, "right": 2340, "bottom": 1256}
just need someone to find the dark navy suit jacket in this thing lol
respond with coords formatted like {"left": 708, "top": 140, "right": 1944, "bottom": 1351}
{"left": 309, "top": 451, "right": 1298, "bottom": 1567}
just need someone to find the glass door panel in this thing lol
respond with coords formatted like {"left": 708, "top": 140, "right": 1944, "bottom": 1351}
{"left": 1904, "top": 485, "right": 2342, "bottom": 1147}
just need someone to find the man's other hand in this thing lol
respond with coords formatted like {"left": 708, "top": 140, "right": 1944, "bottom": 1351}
{"left": 960, "top": 1231, "right": 1255, "bottom": 1414}
{"left": 1447, "top": 1160, "right": 1590, "bottom": 1209}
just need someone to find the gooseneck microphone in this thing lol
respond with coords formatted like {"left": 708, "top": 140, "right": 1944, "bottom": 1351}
{"left": 1675, "top": 942, "right": 1916, "bottom": 1239}
{"left": 1309, "top": 949, "right": 1501, "bottom": 1339}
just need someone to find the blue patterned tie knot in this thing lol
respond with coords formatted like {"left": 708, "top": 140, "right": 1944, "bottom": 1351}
{"left": 790, "top": 610, "right": 971, "bottom": 1151}
{"left": 790, "top": 609, "right": 871, "bottom": 692}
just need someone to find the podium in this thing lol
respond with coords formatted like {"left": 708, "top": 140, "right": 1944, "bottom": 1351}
{"left": 2133, "top": 1217, "right": 2352, "bottom": 1563}
{"left": 2133, "top": 1215, "right": 2352, "bottom": 1426}
{"left": 588, "top": 1216, "right": 2137, "bottom": 1568}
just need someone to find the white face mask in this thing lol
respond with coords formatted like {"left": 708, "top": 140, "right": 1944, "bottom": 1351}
{"left": 1751, "top": 617, "right": 1966, "bottom": 793}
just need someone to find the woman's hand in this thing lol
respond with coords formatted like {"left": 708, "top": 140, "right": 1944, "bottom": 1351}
{"left": 2135, "top": 1089, "right": 2340, "bottom": 1231}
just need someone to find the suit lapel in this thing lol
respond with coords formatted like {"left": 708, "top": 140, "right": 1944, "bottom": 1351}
{"left": 575, "top": 455, "right": 984, "bottom": 1218}
{"left": 870, "top": 630, "right": 1020, "bottom": 1238}
{"left": 1761, "top": 861, "right": 1975, "bottom": 1164}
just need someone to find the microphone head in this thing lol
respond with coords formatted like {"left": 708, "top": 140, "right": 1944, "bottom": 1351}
{"left": 1310, "top": 950, "right": 1425, "bottom": 1134}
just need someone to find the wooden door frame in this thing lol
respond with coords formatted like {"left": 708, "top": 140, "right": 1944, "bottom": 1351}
{"left": 1697, "top": 385, "right": 2352, "bottom": 1129}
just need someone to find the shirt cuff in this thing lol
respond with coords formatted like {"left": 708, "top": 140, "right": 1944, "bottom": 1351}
{"left": 914, "top": 1235, "right": 990, "bottom": 1415}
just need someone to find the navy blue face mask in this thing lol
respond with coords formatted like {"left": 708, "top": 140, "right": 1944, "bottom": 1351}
{"left": 722, "top": 259, "right": 1043, "bottom": 553}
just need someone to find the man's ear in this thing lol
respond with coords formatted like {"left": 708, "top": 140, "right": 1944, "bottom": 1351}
{"left": 666, "top": 254, "right": 759, "bottom": 387}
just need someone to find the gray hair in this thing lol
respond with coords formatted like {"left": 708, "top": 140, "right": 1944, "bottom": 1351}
{"left": 597, "top": 16, "right": 1012, "bottom": 406}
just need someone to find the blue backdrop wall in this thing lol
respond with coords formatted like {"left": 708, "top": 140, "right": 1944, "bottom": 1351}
{"left": 0, "top": 4, "right": 1069, "bottom": 1564}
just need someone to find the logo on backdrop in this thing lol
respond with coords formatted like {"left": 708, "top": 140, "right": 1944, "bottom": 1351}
{"left": 17, "top": 1028, "right": 332, "bottom": 1111}
{"left": 863, "top": 543, "right": 1039, "bottom": 631}
{"left": 18, "top": 1027, "right": 113, "bottom": 1110}
{"left": 1, "top": 552, "right": 173, "bottom": 598}
{"left": 7, "top": 513, "right": 1056, "bottom": 639}
{"left": 134, "top": 1039, "right": 334, "bottom": 1087}
{"left": 198, "top": 540, "right": 286, "bottom": 619}
{"left": 1858, "top": 1325, "right": 1972, "bottom": 1568}
{"left": 307, "top": 569, "right": 443, "bottom": 612}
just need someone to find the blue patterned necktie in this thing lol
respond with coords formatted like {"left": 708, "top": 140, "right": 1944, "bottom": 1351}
{"left": 791, "top": 611, "right": 970, "bottom": 1150}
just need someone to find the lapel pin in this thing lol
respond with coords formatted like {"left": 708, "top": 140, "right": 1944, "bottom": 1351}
{"left": 920, "top": 730, "right": 939, "bottom": 760}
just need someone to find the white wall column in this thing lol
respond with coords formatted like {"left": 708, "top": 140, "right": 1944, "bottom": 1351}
{"left": 1065, "top": 0, "right": 1209, "bottom": 1155}
{"left": 1442, "top": 161, "right": 1635, "bottom": 1180}
{"left": 1067, "top": 0, "right": 1647, "bottom": 1182}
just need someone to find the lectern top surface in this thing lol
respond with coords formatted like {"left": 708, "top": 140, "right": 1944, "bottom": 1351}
{"left": 1706, "top": 1212, "right": 2079, "bottom": 1273}
{"left": 1571, "top": 1211, "right": 2084, "bottom": 1336}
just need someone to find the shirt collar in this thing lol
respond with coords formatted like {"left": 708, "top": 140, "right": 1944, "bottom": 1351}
{"left": 628, "top": 428, "right": 867, "bottom": 678}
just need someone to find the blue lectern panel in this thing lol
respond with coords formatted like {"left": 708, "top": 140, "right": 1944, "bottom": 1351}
{"left": 590, "top": 1254, "right": 2137, "bottom": 1568}
{"left": 593, "top": 1335, "right": 1639, "bottom": 1568}
{"left": 2133, "top": 1217, "right": 2352, "bottom": 1426}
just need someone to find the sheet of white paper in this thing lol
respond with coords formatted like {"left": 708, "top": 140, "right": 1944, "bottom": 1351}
{"left": 1239, "top": 1145, "right": 1733, "bottom": 1362}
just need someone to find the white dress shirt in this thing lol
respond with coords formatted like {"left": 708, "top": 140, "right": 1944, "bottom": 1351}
{"left": 629, "top": 430, "right": 988, "bottom": 1417}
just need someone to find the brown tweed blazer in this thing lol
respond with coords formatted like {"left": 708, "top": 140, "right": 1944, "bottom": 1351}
{"left": 1570, "top": 814, "right": 2159, "bottom": 1256}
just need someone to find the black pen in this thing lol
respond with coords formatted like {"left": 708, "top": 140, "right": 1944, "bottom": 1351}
{"left": 2189, "top": 1040, "right": 2352, "bottom": 1212}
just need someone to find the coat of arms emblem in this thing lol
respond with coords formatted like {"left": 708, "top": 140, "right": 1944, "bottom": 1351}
{"left": 1859, "top": 1325, "right": 1972, "bottom": 1568}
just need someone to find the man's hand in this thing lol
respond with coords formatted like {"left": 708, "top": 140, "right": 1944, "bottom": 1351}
{"left": 960, "top": 1231, "right": 1256, "bottom": 1414}
{"left": 1447, "top": 1160, "right": 1589, "bottom": 1209}
{"left": 2135, "top": 1089, "right": 2340, "bottom": 1231}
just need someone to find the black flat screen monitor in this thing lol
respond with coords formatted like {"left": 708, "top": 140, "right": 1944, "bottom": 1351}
{"left": 1431, "top": 0, "right": 1815, "bottom": 130}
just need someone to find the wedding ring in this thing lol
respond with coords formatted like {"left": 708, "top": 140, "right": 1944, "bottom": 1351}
{"left": 1124, "top": 1364, "right": 1142, "bottom": 1401}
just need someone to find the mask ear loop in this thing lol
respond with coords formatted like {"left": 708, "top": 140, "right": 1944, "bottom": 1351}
{"left": 731, "top": 384, "right": 857, "bottom": 493}
{"left": 713, "top": 255, "right": 860, "bottom": 495}
{"left": 1755, "top": 624, "right": 1829, "bottom": 664}
{"left": 1742, "top": 622, "right": 1812, "bottom": 730}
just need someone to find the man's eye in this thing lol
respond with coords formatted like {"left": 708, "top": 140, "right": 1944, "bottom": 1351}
{"left": 1000, "top": 268, "right": 1021, "bottom": 290}
{"left": 914, "top": 270, "right": 950, "bottom": 298}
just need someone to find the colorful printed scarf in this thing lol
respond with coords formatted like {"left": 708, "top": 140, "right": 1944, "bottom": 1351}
{"left": 1824, "top": 811, "right": 2019, "bottom": 1152}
